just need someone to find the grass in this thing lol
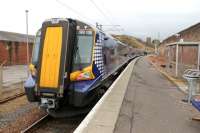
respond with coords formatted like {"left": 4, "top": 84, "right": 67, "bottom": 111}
{"left": 112, "top": 35, "right": 154, "bottom": 51}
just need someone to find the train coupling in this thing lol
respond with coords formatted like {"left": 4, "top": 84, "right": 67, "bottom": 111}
{"left": 40, "top": 98, "right": 58, "bottom": 109}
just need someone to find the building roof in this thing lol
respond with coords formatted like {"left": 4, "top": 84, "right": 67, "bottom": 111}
{"left": 167, "top": 41, "right": 200, "bottom": 46}
{"left": 163, "top": 22, "right": 200, "bottom": 43}
{"left": 177, "top": 22, "right": 200, "bottom": 35}
{"left": 0, "top": 31, "right": 35, "bottom": 43}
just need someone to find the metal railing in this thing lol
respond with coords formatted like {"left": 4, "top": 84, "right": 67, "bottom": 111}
{"left": 183, "top": 69, "right": 200, "bottom": 103}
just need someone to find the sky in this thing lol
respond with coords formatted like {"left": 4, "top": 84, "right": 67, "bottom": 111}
{"left": 0, "top": 0, "right": 200, "bottom": 40}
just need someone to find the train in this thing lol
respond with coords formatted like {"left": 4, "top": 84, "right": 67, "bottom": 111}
{"left": 24, "top": 18, "right": 138, "bottom": 117}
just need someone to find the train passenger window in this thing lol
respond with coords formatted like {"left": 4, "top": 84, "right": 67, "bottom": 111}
{"left": 72, "top": 30, "right": 93, "bottom": 70}
{"left": 104, "top": 37, "right": 108, "bottom": 40}
{"left": 103, "top": 54, "right": 107, "bottom": 65}
{"left": 95, "top": 33, "right": 100, "bottom": 43}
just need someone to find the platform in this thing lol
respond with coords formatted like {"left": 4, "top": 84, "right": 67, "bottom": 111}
{"left": 2, "top": 65, "right": 27, "bottom": 87}
{"left": 75, "top": 57, "right": 200, "bottom": 133}
{"left": 114, "top": 57, "right": 200, "bottom": 133}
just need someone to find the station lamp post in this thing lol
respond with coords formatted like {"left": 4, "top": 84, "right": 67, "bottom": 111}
{"left": 25, "top": 10, "right": 29, "bottom": 76}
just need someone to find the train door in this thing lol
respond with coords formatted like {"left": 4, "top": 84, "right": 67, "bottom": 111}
{"left": 37, "top": 19, "right": 77, "bottom": 98}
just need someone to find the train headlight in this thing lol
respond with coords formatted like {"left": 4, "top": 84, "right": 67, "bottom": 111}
{"left": 70, "top": 66, "right": 95, "bottom": 81}
{"left": 76, "top": 71, "right": 94, "bottom": 80}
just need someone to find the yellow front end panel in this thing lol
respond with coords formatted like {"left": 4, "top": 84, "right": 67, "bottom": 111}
{"left": 39, "top": 27, "right": 63, "bottom": 88}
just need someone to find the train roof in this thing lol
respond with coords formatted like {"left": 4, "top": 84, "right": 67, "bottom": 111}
{"left": 42, "top": 18, "right": 128, "bottom": 46}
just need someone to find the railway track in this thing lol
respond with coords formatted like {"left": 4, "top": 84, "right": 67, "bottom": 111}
{"left": 19, "top": 58, "right": 134, "bottom": 133}
{"left": 20, "top": 114, "right": 50, "bottom": 133}
{"left": 20, "top": 114, "right": 84, "bottom": 133}
{"left": 0, "top": 92, "right": 25, "bottom": 104}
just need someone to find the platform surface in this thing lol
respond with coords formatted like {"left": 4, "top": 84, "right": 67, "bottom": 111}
{"left": 2, "top": 65, "right": 27, "bottom": 87}
{"left": 114, "top": 57, "right": 200, "bottom": 133}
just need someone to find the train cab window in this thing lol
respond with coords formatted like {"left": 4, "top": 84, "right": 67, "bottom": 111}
{"left": 95, "top": 33, "right": 100, "bottom": 43}
{"left": 72, "top": 30, "right": 93, "bottom": 70}
{"left": 32, "top": 30, "right": 41, "bottom": 65}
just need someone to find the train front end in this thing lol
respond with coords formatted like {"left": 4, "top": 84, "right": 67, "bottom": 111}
{"left": 25, "top": 18, "right": 77, "bottom": 109}
{"left": 24, "top": 18, "right": 101, "bottom": 116}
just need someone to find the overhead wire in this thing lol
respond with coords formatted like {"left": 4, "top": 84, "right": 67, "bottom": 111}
{"left": 94, "top": 1, "right": 118, "bottom": 26}
{"left": 56, "top": 0, "right": 125, "bottom": 34}
{"left": 89, "top": 0, "right": 114, "bottom": 25}
{"left": 56, "top": 0, "right": 95, "bottom": 25}
{"left": 89, "top": 0, "right": 125, "bottom": 34}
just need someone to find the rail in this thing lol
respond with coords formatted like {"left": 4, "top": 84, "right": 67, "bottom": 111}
{"left": 20, "top": 114, "right": 50, "bottom": 133}
{"left": 0, "top": 92, "right": 25, "bottom": 104}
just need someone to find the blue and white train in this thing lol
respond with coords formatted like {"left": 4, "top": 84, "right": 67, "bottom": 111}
{"left": 24, "top": 18, "right": 137, "bottom": 117}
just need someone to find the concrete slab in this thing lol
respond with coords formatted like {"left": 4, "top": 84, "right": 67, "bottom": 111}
{"left": 93, "top": 111, "right": 119, "bottom": 126}
{"left": 85, "top": 124, "right": 113, "bottom": 133}
{"left": 99, "top": 100, "right": 121, "bottom": 112}
{"left": 149, "top": 60, "right": 188, "bottom": 93}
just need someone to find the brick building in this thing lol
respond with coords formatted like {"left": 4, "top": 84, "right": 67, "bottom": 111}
{"left": 0, "top": 31, "right": 35, "bottom": 65}
{"left": 162, "top": 22, "right": 200, "bottom": 44}
{"left": 160, "top": 23, "right": 200, "bottom": 77}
